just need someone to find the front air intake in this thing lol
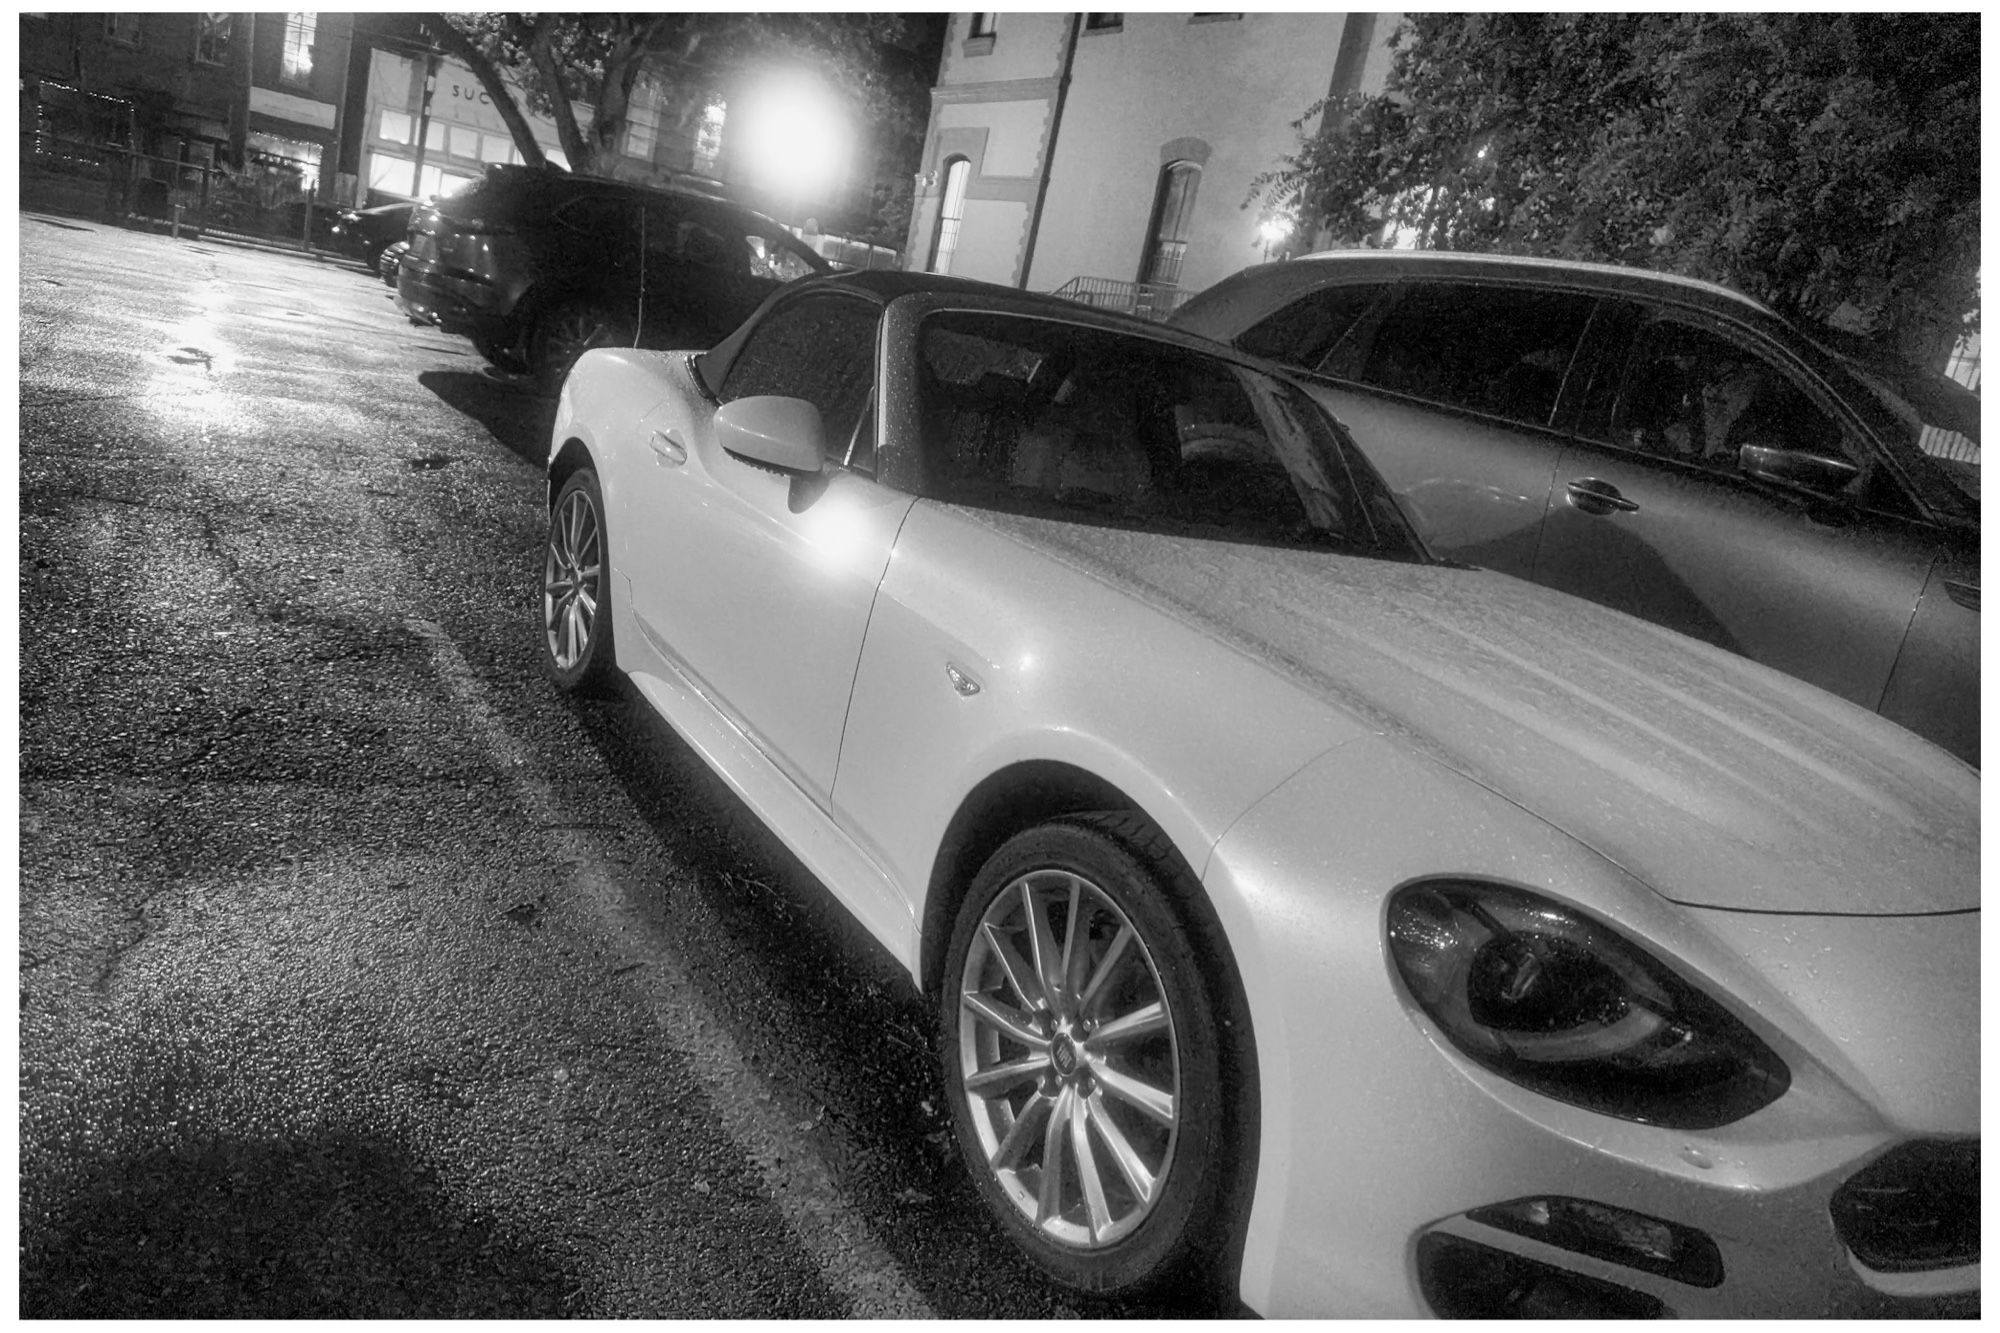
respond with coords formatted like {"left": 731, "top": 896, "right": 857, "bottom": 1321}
{"left": 1830, "top": 1139, "right": 1978, "bottom": 1273}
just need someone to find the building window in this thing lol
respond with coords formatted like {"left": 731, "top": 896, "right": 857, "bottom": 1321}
{"left": 927, "top": 157, "right": 971, "bottom": 275}
{"left": 1189, "top": 13, "right": 1242, "bottom": 22}
{"left": 623, "top": 112, "right": 656, "bottom": 161}
{"left": 376, "top": 108, "right": 412, "bottom": 145}
{"left": 963, "top": 13, "right": 997, "bottom": 56}
{"left": 103, "top": 14, "right": 141, "bottom": 47}
{"left": 1085, "top": 13, "right": 1124, "bottom": 31}
{"left": 281, "top": 12, "right": 316, "bottom": 83}
{"left": 693, "top": 95, "right": 727, "bottom": 175}
{"left": 1139, "top": 161, "right": 1200, "bottom": 287}
{"left": 448, "top": 123, "right": 480, "bottom": 159}
{"left": 193, "top": 12, "right": 231, "bottom": 65}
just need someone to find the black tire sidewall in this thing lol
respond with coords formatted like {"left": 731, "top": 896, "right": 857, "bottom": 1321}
{"left": 939, "top": 819, "right": 1231, "bottom": 1297}
{"left": 542, "top": 469, "right": 617, "bottom": 693}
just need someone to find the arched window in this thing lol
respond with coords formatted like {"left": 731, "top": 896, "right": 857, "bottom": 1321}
{"left": 1139, "top": 161, "right": 1200, "bottom": 286}
{"left": 927, "top": 156, "right": 971, "bottom": 274}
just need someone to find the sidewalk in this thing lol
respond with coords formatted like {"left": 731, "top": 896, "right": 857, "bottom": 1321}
{"left": 22, "top": 206, "right": 352, "bottom": 266}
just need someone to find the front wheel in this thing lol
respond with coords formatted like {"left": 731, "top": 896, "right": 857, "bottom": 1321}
{"left": 541, "top": 469, "right": 618, "bottom": 693}
{"left": 940, "top": 815, "right": 1237, "bottom": 1296}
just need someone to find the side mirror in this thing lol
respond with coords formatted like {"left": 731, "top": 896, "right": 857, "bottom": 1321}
{"left": 715, "top": 395, "right": 826, "bottom": 474}
{"left": 1737, "top": 443, "right": 1860, "bottom": 499}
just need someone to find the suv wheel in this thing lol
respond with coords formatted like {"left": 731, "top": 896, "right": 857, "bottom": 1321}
{"left": 532, "top": 299, "right": 633, "bottom": 391}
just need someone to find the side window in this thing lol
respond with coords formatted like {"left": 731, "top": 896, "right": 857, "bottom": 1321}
{"left": 719, "top": 294, "right": 880, "bottom": 468}
{"left": 744, "top": 227, "right": 820, "bottom": 283}
{"left": 676, "top": 213, "right": 747, "bottom": 275}
{"left": 1360, "top": 282, "right": 1595, "bottom": 427}
{"left": 915, "top": 312, "right": 1407, "bottom": 553}
{"left": 1235, "top": 282, "right": 1388, "bottom": 378}
{"left": 1601, "top": 318, "right": 1857, "bottom": 472}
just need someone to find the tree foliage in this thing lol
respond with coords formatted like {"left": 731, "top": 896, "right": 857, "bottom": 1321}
{"left": 1256, "top": 14, "right": 1979, "bottom": 364}
{"left": 424, "top": 13, "right": 931, "bottom": 239}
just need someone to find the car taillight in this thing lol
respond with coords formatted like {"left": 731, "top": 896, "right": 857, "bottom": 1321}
{"left": 437, "top": 227, "right": 512, "bottom": 282}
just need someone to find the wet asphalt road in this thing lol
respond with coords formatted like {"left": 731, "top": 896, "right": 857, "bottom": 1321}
{"left": 17, "top": 213, "right": 1245, "bottom": 1318}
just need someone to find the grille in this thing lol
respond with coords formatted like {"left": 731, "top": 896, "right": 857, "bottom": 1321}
{"left": 1830, "top": 1140, "right": 1978, "bottom": 1272}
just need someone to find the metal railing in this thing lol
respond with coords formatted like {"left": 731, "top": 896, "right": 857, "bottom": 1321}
{"left": 21, "top": 133, "right": 327, "bottom": 249}
{"left": 1051, "top": 275, "right": 1189, "bottom": 321}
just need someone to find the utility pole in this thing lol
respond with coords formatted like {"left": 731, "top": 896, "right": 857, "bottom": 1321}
{"left": 410, "top": 47, "right": 442, "bottom": 198}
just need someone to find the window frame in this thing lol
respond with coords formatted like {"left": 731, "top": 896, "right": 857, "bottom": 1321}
{"left": 718, "top": 290, "right": 885, "bottom": 476}
{"left": 1573, "top": 301, "right": 1920, "bottom": 518}
{"left": 280, "top": 12, "right": 316, "bottom": 86}
{"left": 192, "top": 12, "right": 231, "bottom": 66}
{"left": 103, "top": 14, "right": 142, "bottom": 47}
{"left": 1138, "top": 161, "right": 1202, "bottom": 288}
{"left": 1350, "top": 278, "right": 1599, "bottom": 433}
{"left": 927, "top": 156, "right": 972, "bottom": 276}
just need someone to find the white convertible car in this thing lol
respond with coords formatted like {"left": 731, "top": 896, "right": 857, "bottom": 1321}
{"left": 540, "top": 273, "right": 1977, "bottom": 1317}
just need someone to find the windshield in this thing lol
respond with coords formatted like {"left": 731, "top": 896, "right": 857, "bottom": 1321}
{"left": 914, "top": 311, "right": 1427, "bottom": 562}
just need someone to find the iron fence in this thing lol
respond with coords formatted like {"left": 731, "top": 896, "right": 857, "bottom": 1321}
{"left": 1051, "top": 275, "right": 1189, "bottom": 322}
{"left": 21, "top": 133, "right": 327, "bottom": 249}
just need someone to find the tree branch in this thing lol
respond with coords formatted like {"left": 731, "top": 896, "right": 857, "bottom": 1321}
{"left": 423, "top": 15, "right": 546, "bottom": 168}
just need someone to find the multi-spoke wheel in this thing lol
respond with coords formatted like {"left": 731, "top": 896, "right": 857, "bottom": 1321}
{"left": 532, "top": 298, "right": 633, "bottom": 392}
{"left": 941, "top": 816, "right": 1238, "bottom": 1295}
{"left": 541, "top": 468, "right": 617, "bottom": 692}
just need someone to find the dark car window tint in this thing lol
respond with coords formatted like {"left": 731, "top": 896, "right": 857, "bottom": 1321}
{"left": 1236, "top": 282, "right": 1386, "bottom": 379}
{"left": 720, "top": 294, "right": 879, "bottom": 463}
{"left": 916, "top": 311, "right": 1424, "bottom": 559}
{"left": 639, "top": 199, "right": 686, "bottom": 257}
{"left": 1607, "top": 319, "right": 1857, "bottom": 472}
{"left": 554, "top": 196, "right": 631, "bottom": 239}
{"left": 678, "top": 215, "right": 747, "bottom": 275}
{"left": 1361, "top": 282, "right": 1594, "bottom": 427}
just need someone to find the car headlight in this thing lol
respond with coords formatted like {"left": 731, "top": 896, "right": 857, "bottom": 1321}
{"left": 1386, "top": 881, "right": 1789, "bottom": 1129}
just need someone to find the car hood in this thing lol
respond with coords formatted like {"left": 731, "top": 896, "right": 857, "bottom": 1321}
{"left": 985, "top": 514, "right": 1977, "bottom": 916}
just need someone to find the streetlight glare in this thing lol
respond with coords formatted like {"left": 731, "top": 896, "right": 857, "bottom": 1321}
{"left": 738, "top": 69, "right": 851, "bottom": 208}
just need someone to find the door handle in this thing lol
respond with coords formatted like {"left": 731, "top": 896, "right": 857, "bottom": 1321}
{"left": 1565, "top": 478, "right": 1640, "bottom": 516}
{"left": 649, "top": 429, "right": 687, "bottom": 467}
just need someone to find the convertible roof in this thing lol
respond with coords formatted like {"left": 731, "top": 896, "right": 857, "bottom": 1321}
{"left": 696, "top": 270, "right": 1223, "bottom": 397}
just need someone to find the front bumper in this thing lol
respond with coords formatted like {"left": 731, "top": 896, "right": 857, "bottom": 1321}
{"left": 1200, "top": 736, "right": 1978, "bottom": 1317}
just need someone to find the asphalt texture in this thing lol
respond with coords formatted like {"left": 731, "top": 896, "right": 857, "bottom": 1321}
{"left": 16, "top": 213, "right": 1247, "bottom": 1318}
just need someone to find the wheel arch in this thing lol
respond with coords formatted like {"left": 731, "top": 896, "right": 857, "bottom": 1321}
{"left": 920, "top": 757, "right": 1264, "bottom": 1297}
{"left": 548, "top": 436, "right": 595, "bottom": 511}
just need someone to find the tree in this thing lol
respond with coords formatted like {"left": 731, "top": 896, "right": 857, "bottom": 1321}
{"left": 422, "top": 13, "right": 932, "bottom": 241}
{"left": 1255, "top": 14, "right": 1979, "bottom": 365}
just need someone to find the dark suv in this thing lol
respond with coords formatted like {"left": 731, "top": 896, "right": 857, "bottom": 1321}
{"left": 1171, "top": 251, "right": 1980, "bottom": 764}
{"left": 397, "top": 165, "right": 830, "bottom": 385}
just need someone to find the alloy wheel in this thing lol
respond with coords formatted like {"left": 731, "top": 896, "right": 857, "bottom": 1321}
{"left": 543, "top": 485, "right": 601, "bottom": 670}
{"left": 956, "top": 868, "right": 1181, "bottom": 1249}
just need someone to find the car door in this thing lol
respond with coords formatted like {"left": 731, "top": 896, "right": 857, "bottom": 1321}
{"left": 624, "top": 289, "right": 912, "bottom": 807}
{"left": 1277, "top": 279, "right": 1597, "bottom": 577}
{"left": 1534, "top": 304, "right": 1943, "bottom": 715}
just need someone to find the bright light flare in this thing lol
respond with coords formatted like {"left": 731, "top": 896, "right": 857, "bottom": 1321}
{"left": 737, "top": 69, "right": 851, "bottom": 202}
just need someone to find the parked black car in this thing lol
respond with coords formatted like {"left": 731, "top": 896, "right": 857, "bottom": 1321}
{"left": 1171, "top": 251, "right": 1980, "bottom": 764}
{"left": 330, "top": 200, "right": 416, "bottom": 267}
{"left": 396, "top": 165, "right": 831, "bottom": 385}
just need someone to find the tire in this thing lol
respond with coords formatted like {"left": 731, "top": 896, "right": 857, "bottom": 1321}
{"left": 541, "top": 468, "right": 618, "bottom": 693}
{"left": 532, "top": 298, "right": 633, "bottom": 392}
{"left": 939, "top": 814, "right": 1237, "bottom": 1296}
{"left": 473, "top": 332, "right": 530, "bottom": 376}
